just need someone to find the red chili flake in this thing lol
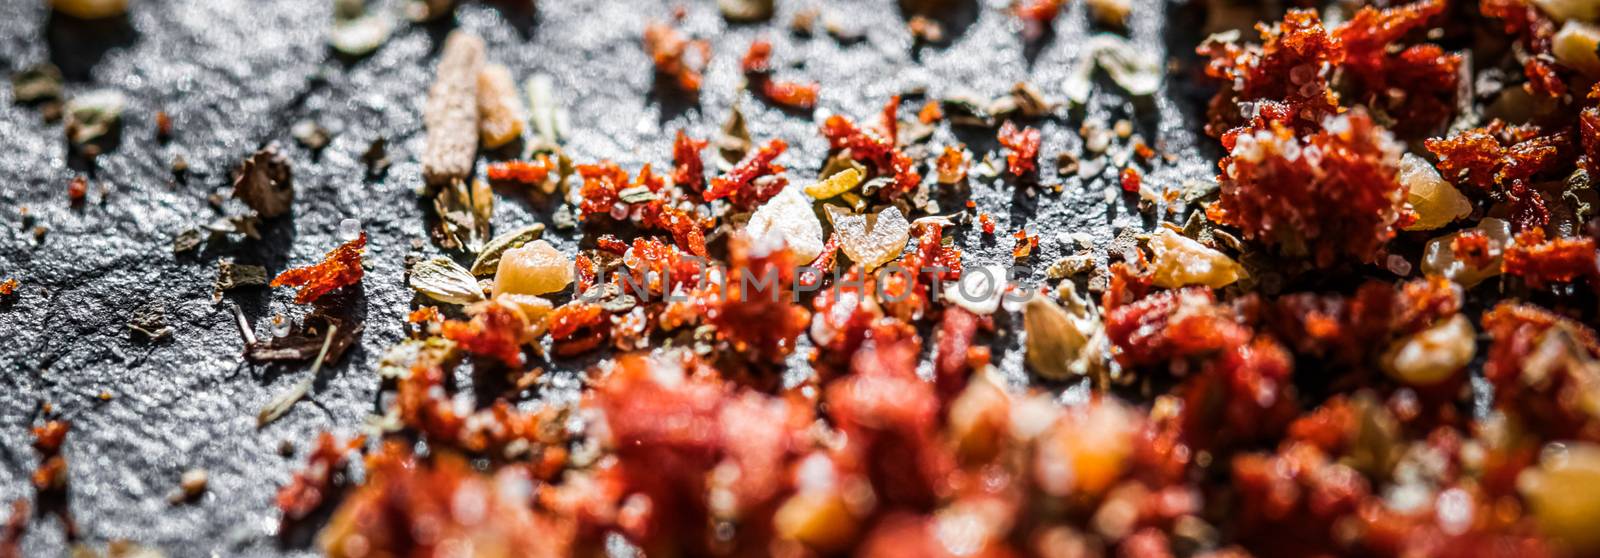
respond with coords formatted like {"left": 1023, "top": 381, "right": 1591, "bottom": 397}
{"left": 547, "top": 302, "right": 607, "bottom": 356}
{"left": 155, "top": 111, "right": 173, "bottom": 140}
{"left": 276, "top": 432, "right": 365, "bottom": 522}
{"left": 1426, "top": 122, "right": 1570, "bottom": 231}
{"left": 1502, "top": 229, "right": 1599, "bottom": 289}
{"left": 964, "top": 199, "right": 977, "bottom": 209}
{"left": 917, "top": 100, "right": 943, "bottom": 124}
{"left": 1452, "top": 230, "right": 1493, "bottom": 269}
{"left": 997, "top": 121, "right": 1041, "bottom": 177}
{"left": 1482, "top": 0, "right": 1565, "bottom": 97}
{"left": 596, "top": 234, "right": 630, "bottom": 254}
{"left": 407, "top": 306, "right": 440, "bottom": 324}
{"left": 705, "top": 138, "right": 788, "bottom": 209}
{"left": 760, "top": 80, "right": 819, "bottom": 110}
{"left": 1119, "top": 167, "right": 1142, "bottom": 192}
{"left": 270, "top": 232, "right": 367, "bottom": 305}
{"left": 820, "top": 99, "right": 922, "bottom": 200}
{"left": 573, "top": 253, "right": 598, "bottom": 293}
{"left": 67, "top": 176, "right": 87, "bottom": 205}
{"left": 798, "top": 234, "right": 841, "bottom": 288}
{"left": 0, "top": 279, "right": 16, "bottom": 297}
{"left": 485, "top": 154, "right": 555, "bottom": 185}
{"left": 1482, "top": 302, "right": 1600, "bottom": 441}
{"left": 643, "top": 21, "right": 709, "bottom": 94}
{"left": 1132, "top": 139, "right": 1156, "bottom": 161}
{"left": 1013, "top": 0, "right": 1066, "bottom": 28}
{"left": 442, "top": 300, "right": 530, "bottom": 367}
{"left": 741, "top": 38, "right": 773, "bottom": 74}
{"left": 936, "top": 145, "right": 967, "bottom": 184}
{"left": 1208, "top": 110, "right": 1404, "bottom": 267}
{"left": 576, "top": 161, "right": 629, "bottom": 219}
{"left": 640, "top": 202, "right": 708, "bottom": 257}
{"left": 0, "top": 499, "right": 26, "bottom": 558}
{"left": 880, "top": 95, "right": 901, "bottom": 146}
{"left": 1011, "top": 228, "right": 1039, "bottom": 259}
{"left": 671, "top": 130, "right": 708, "bottom": 194}
{"left": 979, "top": 213, "right": 996, "bottom": 235}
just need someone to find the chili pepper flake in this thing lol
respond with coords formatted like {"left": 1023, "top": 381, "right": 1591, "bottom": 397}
{"left": 1119, "top": 167, "right": 1141, "bottom": 192}
{"left": 271, "top": 232, "right": 367, "bottom": 305}
{"left": 979, "top": 213, "right": 996, "bottom": 235}
{"left": 67, "top": 176, "right": 87, "bottom": 205}
{"left": 997, "top": 121, "right": 1041, "bottom": 177}
{"left": 485, "top": 154, "right": 555, "bottom": 186}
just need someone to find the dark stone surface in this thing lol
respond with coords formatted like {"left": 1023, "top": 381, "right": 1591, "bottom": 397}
{"left": 0, "top": 0, "right": 1216, "bottom": 554}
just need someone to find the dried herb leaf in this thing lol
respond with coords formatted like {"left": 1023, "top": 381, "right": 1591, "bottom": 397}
{"left": 212, "top": 259, "right": 268, "bottom": 300}
{"left": 128, "top": 303, "right": 173, "bottom": 341}
{"left": 246, "top": 312, "right": 363, "bottom": 363}
{"left": 205, "top": 214, "right": 263, "bottom": 241}
{"left": 172, "top": 228, "right": 203, "bottom": 254}
{"left": 64, "top": 90, "right": 126, "bottom": 146}
{"left": 432, "top": 178, "right": 493, "bottom": 252}
{"left": 11, "top": 64, "right": 63, "bottom": 104}
{"left": 409, "top": 256, "right": 486, "bottom": 305}
{"left": 1024, "top": 284, "right": 1106, "bottom": 381}
{"left": 471, "top": 223, "right": 546, "bottom": 276}
{"left": 717, "top": 103, "right": 753, "bottom": 170}
{"left": 232, "top": 144, "right": 294, "bottom": 218}
{"left": 525, "top": 74, "right": 567, "bottom": 152}
{"left": 618, "top": 186, "right": 658, "bottom": 204}
{"left": 1091, "top": 34, "right": 1162, "bottom": 97}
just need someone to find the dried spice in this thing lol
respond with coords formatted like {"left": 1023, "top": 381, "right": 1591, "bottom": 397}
{"left": 525, "top": 74, "right": 566, "bottom": 151}
{"left": 442, "top": 299, "right": 531, "bottom": 367}
{"left": 1502, "top": 228, "right": 1599, "bottom": 288}
{"left": 492, "top": 239, "right": 572, "bottom": 296}
{"left": 671, "top": 130, "right": 709, "bottom": 193}
{"left": 408, "top": 257, "right": 486, "bottom": 305}
{"left": 747, "top": 185, "right": 825, "bottom": 262}
{"left": 432, "top": 178, "right": 493, "bottom": 252}
{"left": 1146, "top": 228, "right": 1246, "bottom": 289}
{"left": 67, "top": 176, "right": 87, "bottom": 205}
{"left": 644, "top": 21, "right": 709, "bottom": 94}
{"left": 291, "top": 119, "right": 330, "bottom": 151}
{"left": 741, "top": 39, "right": 820, "bottom": 110}
{"left": 232, "top": 143, "right": 294, "bottom": 218}
{"left": 127, "top": 303, "right": 173, "bottom": 341}
{"left": 422, "top": 31, "right": 486, "bottom": 185}
{"left": 486, "top": 155, "right": 555, "bottom": 186}
{"left": 478, "top": 63, "right": 526, "bottom": 149}
{"left": 64, "top": 90, "right": 125, "bottom": 147}
{"left": 825, "top": 205, "right": 910, "bottom": 271}
{"left": 271, "top": 233, "right": 367, "bottom": 305}
{"left": 329, "top": 4, "right": 394, "bottom": 57}
{"left": 276, "top": 433, "right": 365, "bottom": 521}
{"left": 470, "top": 223, "right": 546, "bottom": 276}
{"left": 212, "top": 259, "right": 267, "bottom": 299}
{"left": 997, "top": 121, "right": 1042, "bottom": 177}
{"left": 803, "top": 168, "right": 863, "bottom": 199}
{"left": 705, "top": 138, "right": 788, "bottom": 209}
{"left": 246, "top": 312, "right": 363, "bottom": 364}
{"left": 11, "top": 64, "right": 62, "bottom": 104}
{"left": 821, "top": 99, "right": 921, "bottom": 200}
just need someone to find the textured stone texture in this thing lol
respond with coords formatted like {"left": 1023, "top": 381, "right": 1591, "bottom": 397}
{"left": 0, "top": 0, "right": 1214, "bottom": 554}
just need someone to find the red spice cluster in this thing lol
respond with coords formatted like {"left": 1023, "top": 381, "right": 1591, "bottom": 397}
{"left": 1482, "top": 0, "right": 1566, "bottom": 97}
{"left": 277, "top": 432, "right": 365, "bottom": 522}
{"left": 67, "top": 176, "right": 87, "bottom": 205}
{"left": 704, "top": 138, "right": 788, "bottom": 209}
{"left": 642, "top": 21, "right": 708, "bottom": 94}
{"left": 1266, "top": 276, "right": 1462, "bottom": 366}
{"left": 270, "top": 232, "right": 366, "bottom": 304}
{"left": 740, "top": 38, "right": 820, "bottom": 110}
{"left": 1502, "top": 228, "right": 1599, "bottom": 289}
{"left": 441, "top": 299, "right": 531, "bottom": 367}
{"left": 485, "top": 154, "right": 555, "bottom": 186}
{"left": 1199, "top": 10, "right": 1343, "bottom": 138}
{"left": 576, "top": 161, "right": 708, "bottom": 256}
{"left": 820, "top": 97, "right": 922, "bottom": 200}
{"left": 996, "top": 121, "right": 1041, "bottom": 177}
{"left": 670, "top": 130, "right": 707, "bottom": 194}
{"left": 1335, "top": 0, "right": 1460, "bottom": 137}
{"left": 1207, "top": 110, "right": 1406, "bottom": 266}
{"left": 1483, "top": 303, "right": 1600, "bottom": 442}
{"left": 1425, "top": 122, "right": 1572, "bottom": 231}
{"left": 704, "top": 235, "right": 810, "bottom": 364}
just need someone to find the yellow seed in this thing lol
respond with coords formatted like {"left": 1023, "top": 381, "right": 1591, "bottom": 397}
{"left": 1381, "top": 314, "right": 1475, "bottom": 386}
{"left": 493, "top": 240, "right": 572, "bottom": 296}
{"left": 803, "top": 168, "right": 863, "bottom": 199}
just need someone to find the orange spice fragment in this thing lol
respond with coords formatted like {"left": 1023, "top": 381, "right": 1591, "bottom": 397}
{"left": 486, "top": 154, "right": 555, "bottom": 185}
{"left": 643, "top": 21, "right": 709, "bottom": 94}
{"left": 1012, "top": 228, "right": 1039, "bottom": 259}
{"left": 1120, "top": 167, "right": 1142, "bottom": 192}
{"left": 1502, "top": 229, "right": 1599, "bottom": 289}
{"left": 997, "top": 121, "right": 1041, "bottom": 177}
{"left": 442, "top": 300, "right": 530, "bottom": 367}
{"left": 67, "top": 176, "right": 87, "bottom": 205}
{"left": 918, "top": 100, "right": 944, "bottom": 124}
{"left": 0, "top": 279, "right": 16, "bottom": 297}
{"left": 936, "top": 145, "right": 967, "bottom": 184}
{"left": 271, "top": 232, "right": 367, "bottom": 304}
{"left": 979, "top": 213, "right": 996, "bottom": 235}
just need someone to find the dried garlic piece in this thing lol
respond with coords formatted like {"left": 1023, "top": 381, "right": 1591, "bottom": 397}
{"left": 1520, "top": 442, "right": 1600, "bottom": 554}
{"left": 51, "top": 0, "right": 127, "bottom": 19}
{"left": 1147, "top": 228, "right": 1246, "bottom": 289}
{"left": 1400, "top": 153, "right": 1472, "bottom": 230}
{"left": 477, "top": 63, "right": 526, "bottom": 149}
{"left": 803, "top": 168, "right": 864, "bottom": 199}
{"left": 1553, "top": 20, "right": 1600, "bottom": 78}
{"left": 944, "top": 264, "right": 1007, "bottom": 315}
{"left": 422, "top": 31, "right": 486, "bottom": 185}
{"left": 1024, "top": 284, "right": 1104, "bottom": 381}
{"left": 1534, "top": 0, "right": 1600, "bottom": 23}
{"left": 1380, "top": 314, "right": 1475, "bottom": 386}
{"left": 493, "top": 240, "right": 573, "bottom": 296}
{"left": 747, "top": 186, "right": 825, "bottom": 262}
{"left": 825, "top": 205, "right": 910, "bottom": 271}
{"left": 1422, "top": 218, "right": 1511, "bottom": 287}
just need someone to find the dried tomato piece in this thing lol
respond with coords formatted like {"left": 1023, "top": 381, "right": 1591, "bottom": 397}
{"left": 486, "top": 154, "right": 555, "bottom": 185}
{"left": 270, "top": 232, "right": 366, "bottom": 305}
{"left": 67, "top": 176, "right": 87, "bottom": 205}
{"left": 547, "top": 301, "right": 607, "bottom": 357}
{"left": 1503, "top": 228, "right": 1599, "bottom": 289}
{"left": 936, "top": 145, "right": 966, "bottom": 184}
{"left": 576, "top": 161, "right": 629, "bottom": 220}
{"left": 1334, "top": 0, "right": 1458, "bottom": 137}
{"left": 1119, "top": 167, "right": 1141, "bottom": 192}
{"left": 1425, "top": 123, "right": 1572, "bottom": 231}
{"left": 997, "top": 121, "right": 1041, "bottom": 177}
{"left": 441, "top": 300, "right": 530, "bottom": 367}
{"left": 671, "top": 130, "right": 708, "bottom": 194}
{"left": 706, "top": 234, "right": 810, "bottom": 363}
{"left": 705, "top": 138, "right": 788, "bottom": 209}
{"left": 277, "top": 432, "right": 365, "bottom": 522}
{"left": 1207, "top": 111, "right": 1405, "bottom": 266}
{"left": 760, "top": 80, "right": 820, "bottom": 110}
{"left": 643, "top": 21, "right": 708, "bottom": 94}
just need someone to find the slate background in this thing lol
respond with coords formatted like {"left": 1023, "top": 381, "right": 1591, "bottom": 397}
{"left": 0, "top": 0, "right": 1218, "bottom": 554}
